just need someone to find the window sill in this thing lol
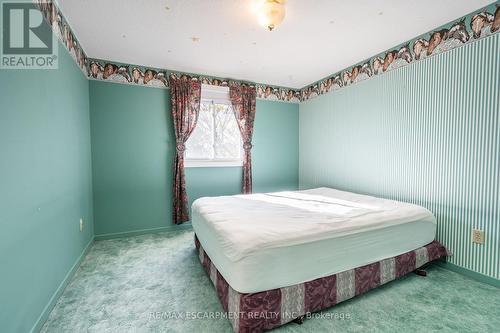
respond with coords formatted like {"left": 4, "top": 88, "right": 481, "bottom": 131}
{"left": 185, "top": 160, "right": 243, "bottom": 168}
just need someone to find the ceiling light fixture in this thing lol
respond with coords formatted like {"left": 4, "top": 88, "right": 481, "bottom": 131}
{"left": 254, "top": 0, "right": 286, "bottom": 31}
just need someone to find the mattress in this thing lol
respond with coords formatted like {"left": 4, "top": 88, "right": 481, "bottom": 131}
{"left": 191, "top": 187, "right": 436, "bottom": 293}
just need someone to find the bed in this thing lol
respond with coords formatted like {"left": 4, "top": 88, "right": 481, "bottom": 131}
{"left": 192, "top": 187, "right": 448, "bottom": 332}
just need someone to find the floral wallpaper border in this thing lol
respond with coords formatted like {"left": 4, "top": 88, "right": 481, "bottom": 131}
{"left": 300, "top": 1, "right": 500, "bottom": 102}
{"left": 33, "top": 0, "right": 301, "bottom": 103}
{"left": 35, "top": 1, "right": 499, "bottom": 104}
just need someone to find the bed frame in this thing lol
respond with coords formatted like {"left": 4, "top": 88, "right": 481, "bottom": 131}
{"left": 194, "top": 234, "right": 448, "bottom": 333}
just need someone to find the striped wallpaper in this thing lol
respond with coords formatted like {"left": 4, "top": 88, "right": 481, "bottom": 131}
{"left": 299, "top": 33, "right": 500, "bottom": 280}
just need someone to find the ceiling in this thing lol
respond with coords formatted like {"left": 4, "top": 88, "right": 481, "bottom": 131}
{"left": 59, "top": 0, "right": 493, "bottom": 89}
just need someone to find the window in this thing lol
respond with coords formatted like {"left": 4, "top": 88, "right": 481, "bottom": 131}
{"left": 185, "top": 85, "right": 243, "bottom": 167}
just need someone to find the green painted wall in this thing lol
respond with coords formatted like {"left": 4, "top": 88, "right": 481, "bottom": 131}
{"left": 89, "top": 81, "right": 299, "bottom": 236}
{"left": 0, "top": 42, "right": 93, "bottom": 332}
{"left": 89, "top": 81, "right": 173, "bottom": 237}
{"left": 299, "top": 34, "right": 500, "bottom": 281}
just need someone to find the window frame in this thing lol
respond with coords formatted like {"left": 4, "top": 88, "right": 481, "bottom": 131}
{"left": 184, "top": 84, "right": 243, "bottom": 168}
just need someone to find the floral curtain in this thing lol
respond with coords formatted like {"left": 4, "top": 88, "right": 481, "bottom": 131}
{"left": 229, "top": 83, "right": 257, "bottom": 194}
{"left": 169, "top": 76, "right": 201, "bottom": 224}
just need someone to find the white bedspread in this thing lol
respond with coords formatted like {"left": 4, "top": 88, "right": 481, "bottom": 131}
{"left": 192, "top": 187, "right": 436, "bottom": 293}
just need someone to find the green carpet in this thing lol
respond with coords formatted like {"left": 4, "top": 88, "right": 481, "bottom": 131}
{"left": 40, "top": 230, "right": 500, "bottom": 332}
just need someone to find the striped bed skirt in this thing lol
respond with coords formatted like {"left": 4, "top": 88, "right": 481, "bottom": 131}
{"left": 194, "top": 234, "right": 448, "bottom": 333}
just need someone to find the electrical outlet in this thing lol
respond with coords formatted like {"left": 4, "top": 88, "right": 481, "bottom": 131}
{"left": 79, "top": 218, "right": 84, "bottom": 232}
{"left": 472, "top": 229, "right": 484, "bottom": 244}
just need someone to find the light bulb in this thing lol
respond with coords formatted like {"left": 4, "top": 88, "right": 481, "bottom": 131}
{"left": 255, "top": 0, "right": 286, "bottom": 31}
